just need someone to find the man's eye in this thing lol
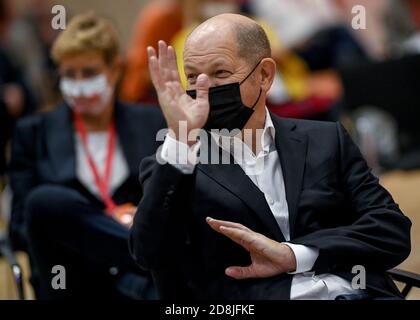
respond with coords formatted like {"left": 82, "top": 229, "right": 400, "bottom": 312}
{"left": 215, "top": 70, "right": 231, "bottom": 78}
{"left": 187, "top": 74, "right": 197, "bottom": 84}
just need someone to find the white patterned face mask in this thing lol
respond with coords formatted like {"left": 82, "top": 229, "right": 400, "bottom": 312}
{"left": 60, "top": 74, "right": 113, "bottom": 115}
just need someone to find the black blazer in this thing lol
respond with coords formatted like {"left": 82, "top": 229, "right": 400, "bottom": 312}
{"left": 130, "top": 113, "right": 412, "bottom": 300}
{"left": 8, "top": 101, "right": 165, "bottom": 249}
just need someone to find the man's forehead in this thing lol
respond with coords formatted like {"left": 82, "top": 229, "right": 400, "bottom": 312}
{"left": 183, "top": 46, "right": 239, "bottom": 71}
{"left": 185, "top": 23, "right": 235, "bottom": 51}
{"left": 184, "top": 27, "right": 238, "bottom": 65}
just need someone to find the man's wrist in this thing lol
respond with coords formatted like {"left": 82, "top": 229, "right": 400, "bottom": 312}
{"left": 160, "top": 133, "right": 200, "bottom": 173}
{"left": 280, "top": 243, "right": 297, "bottom": 273}
{"left": 282, "top": 243, "right": 319, "bottom": 274}
{"left": 168, "top": 125, "right": 199, "bottom": 147}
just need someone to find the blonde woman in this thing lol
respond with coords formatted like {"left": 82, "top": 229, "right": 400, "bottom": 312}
{"left": 8, "top": 12, "right": 164, "bottom": 299}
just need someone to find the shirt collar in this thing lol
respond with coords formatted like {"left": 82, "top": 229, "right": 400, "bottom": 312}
{"left": 262, "top": 108, "right": 276, "bottom": 154}
{"left": 210, "top": 107, "right": 276, "bottom": 157}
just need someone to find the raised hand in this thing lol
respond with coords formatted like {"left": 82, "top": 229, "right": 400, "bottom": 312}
{"left": 148, "top": 40, "right": 210, "bottom": 145}
{"left": 206, "top": 217, "right": 297, "bottom": 280}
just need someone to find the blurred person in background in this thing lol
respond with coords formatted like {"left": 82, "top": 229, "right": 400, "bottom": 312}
{"left": 384, "top": 0, "right": 420, "bottom": 56}
{"left": 332, "top": 0, "right": 420, "bottom": 58}
{"left": 247, "top": 0, "right": 370, "bottom": 121}
{"left": 5, "top": 0, "right": 61, "bottom": 110}
{"left": 332, "top": 0, "right": 389, "bottom": 59}
{"left": 248, "top": 0, "right": 370, "bottom": 70}
{"left": 8, "top": 12, "right": 165, "bottom": 299}
{"left": 272, "top": 0, "right": 420, "bottom": 171}
{"left": 119, "top": 0, "right": 184, "bottom": 103}
{"left": 0, "top": 0, "right": 36, "bottom": 179}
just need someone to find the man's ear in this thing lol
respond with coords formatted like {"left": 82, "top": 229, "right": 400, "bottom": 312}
{"left": 259, "top": 58, "right": 276, "bottom": 92}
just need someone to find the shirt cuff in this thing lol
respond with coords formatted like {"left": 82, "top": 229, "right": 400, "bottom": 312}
{"left": 160, "top": 133, "right": 200, "bottom": 174}
{"left": 282, "top": 243, "right": 319, "bottom": 274}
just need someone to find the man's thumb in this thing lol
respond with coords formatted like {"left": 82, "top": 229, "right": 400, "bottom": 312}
{"left": 196, "top": 74, "right": 210, "bottom": 102}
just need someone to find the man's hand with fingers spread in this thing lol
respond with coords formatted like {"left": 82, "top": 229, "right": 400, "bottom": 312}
{"left": 147, "top": 40, "right": 211, "bottom": 145}
{"left": 206, "top": 217, "right": 297, "bottom": 279}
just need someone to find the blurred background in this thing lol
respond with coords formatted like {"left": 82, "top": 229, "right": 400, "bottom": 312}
{"left": 0, "top": 0, "right": 419, "bottom": 299}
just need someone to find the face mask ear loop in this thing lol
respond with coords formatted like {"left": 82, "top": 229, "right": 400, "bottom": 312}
{"left": 240, "top": 61, "right": 263, "bottom": 109}
{"left": 251, "top": 88, "right": 262, "bottom": 110}
{"left": 239, "top": 60, "right": 262, "bottom": 85}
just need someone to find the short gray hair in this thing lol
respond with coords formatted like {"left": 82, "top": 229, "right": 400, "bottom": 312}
{"left": 234, "top": 21, "right": 271, "bottom": 66}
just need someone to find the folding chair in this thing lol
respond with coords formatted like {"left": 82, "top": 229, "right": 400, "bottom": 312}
{"left": 388, "top": 268, "right": 420, "bottom": 299}
{"left": 0, "top": 184, "right": 25, "bottom": 300}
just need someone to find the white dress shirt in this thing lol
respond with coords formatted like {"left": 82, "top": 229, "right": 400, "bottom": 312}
{"left": 75, "top": 132, "right": 129, "bottom": 198}
{"left": 160, "top": 108, "right": 361, "bottom": 299}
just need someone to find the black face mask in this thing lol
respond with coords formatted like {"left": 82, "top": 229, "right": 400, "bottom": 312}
{"left": 186, "top": 61, "right": 262, "bottom": 132}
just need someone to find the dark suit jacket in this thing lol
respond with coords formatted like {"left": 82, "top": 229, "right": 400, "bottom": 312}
{"left": 130, "top": 113, "right": 412, "bottom": 300}
{"left": 8, "top": 101, "right": 165, "bottom": 250}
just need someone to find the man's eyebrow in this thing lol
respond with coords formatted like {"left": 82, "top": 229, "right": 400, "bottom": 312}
{"left": 184, "top": 60, "right": 231, "bottom": 72}
{"left": 211, "top": 60, "right": 231, "bottom": 69}
{"left": 184, "top": 64, "right": 198, "bottom": 73}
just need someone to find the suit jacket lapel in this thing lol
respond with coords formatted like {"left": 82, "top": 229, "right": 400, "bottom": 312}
{"left": 198, "top": 134, "right": 285, "bottom": 243}
{"left": 271, "top": 113, "right": 308, "bottom": 240}
{"left": 44, "top": 103, "right": 76, "bottom": 182}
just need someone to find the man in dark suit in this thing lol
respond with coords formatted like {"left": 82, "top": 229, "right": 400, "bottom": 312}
{"left": 130, "top": 14, "right": 411, "bottom": 300}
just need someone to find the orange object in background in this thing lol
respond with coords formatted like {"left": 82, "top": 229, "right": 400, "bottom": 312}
{"left": 119, "top": 0, "right": 183, "bottom": 103}
{"left": 112, "top": 203, "right": 137, "bottom": 227}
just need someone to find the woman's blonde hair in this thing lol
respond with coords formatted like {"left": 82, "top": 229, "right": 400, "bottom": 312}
{"left": 51, "top": 12, "right": 119, "bottom": 65}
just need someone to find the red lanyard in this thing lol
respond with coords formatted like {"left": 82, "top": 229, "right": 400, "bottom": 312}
{"left": 73, "top": 112, "right": 117, "bottom": 215}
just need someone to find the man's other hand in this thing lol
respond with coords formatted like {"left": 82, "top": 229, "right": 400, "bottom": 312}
{"left": 206, "top": 217, "right": 297, "bottom": 279}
